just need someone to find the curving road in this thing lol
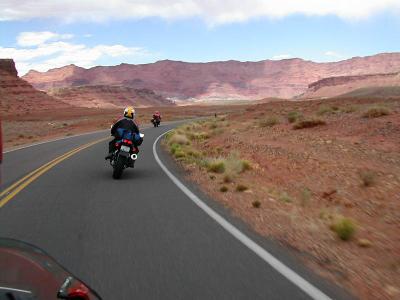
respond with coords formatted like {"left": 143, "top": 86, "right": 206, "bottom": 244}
{"left": 0, "top": 122, "right": 352, "bottom": 300}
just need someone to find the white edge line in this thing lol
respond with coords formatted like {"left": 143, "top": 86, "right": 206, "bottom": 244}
{"left": 153, "top": 130, "right": 332, "bottom": 300}
{"left": 0, "top": 286, "right": 32, "bottom": 294}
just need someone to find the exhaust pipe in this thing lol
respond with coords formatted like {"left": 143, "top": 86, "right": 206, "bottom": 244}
{"left": 131, "top": 154, "right": 138, "bottom": 160}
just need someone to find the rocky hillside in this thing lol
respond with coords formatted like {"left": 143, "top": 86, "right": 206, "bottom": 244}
{"left": 22, "top": 53, "right": 400, "bottom": 100}
{"left": 49, "top": 85, "right": 174, "bottom": 108}
{"left": 0, "top": 59, "right": 70, "bottom": 116}
{"left": 301, "top": 72, "right": 400, "bottom": 99}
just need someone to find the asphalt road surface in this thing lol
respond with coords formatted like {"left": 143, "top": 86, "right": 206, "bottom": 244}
{"left": 0, "top": 122, "right": 352, "bottom": 300}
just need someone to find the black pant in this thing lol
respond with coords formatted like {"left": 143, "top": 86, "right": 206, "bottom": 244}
{"left": 109, "top": 139, "right": 115, "bottom": 153}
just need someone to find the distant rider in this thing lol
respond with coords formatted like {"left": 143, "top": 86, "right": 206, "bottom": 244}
{"left": 105, "top": 106, "right": 142, "bottom": 160}
{"left": 153, "top": 111, "right": 161, "bottom": 123}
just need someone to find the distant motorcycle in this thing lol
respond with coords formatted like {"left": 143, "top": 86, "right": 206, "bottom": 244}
{"left": 151, "top": 118, "right": 160, "bottom": 127}
{"left": 109, "top": 133, "right": 144, "bottom": 179}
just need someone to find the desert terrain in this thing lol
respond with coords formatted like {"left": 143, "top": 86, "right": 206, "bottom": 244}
{"left": 2, "top": 52, "right": 400, "bottom": 298}
{"left": 164, "top": 96, "right": 400, "bottom": 300}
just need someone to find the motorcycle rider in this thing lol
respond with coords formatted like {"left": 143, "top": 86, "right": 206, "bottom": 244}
{"left": 152, "top": 111, "right": 161, "bottom": 124}
{"left": 105, "top": 106, "right": 142, "bottom": 160}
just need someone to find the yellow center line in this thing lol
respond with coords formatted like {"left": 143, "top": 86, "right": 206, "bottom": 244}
{"left": 0, "top": 137, "right": 108, "bottom": 208}
{"left": 1, "top": 145, "right": 86, "bottom": 198}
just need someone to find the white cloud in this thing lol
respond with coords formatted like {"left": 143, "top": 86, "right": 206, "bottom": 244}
{"left": 271, "top": 54, "right": 292, "bottom": 60}
{"left": 17, "top": 31, "right": 73, "bottom": 46}
{"left": 1, "top": 0, "right": 399, "bottom": 24}
{"left": 0, "top": 31, "right": 148, "bottom": 75}
{"left": 324, "top": 51, "right": 345, "bottom": 59}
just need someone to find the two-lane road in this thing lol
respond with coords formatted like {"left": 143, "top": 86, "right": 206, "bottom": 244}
{"left": 0, "top": 123, "right": 351, "bottom": 300}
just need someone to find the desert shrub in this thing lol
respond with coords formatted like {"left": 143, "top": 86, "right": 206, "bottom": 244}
{"left": 164, "top": 131, "right": 175, "bottom": 140}
{"left": 170, "top": 143, "right": 182, "bottom": 154}
{"left": 174, "top": 150, "right": 186, "bottom": 159}
{"left": 207, "top": 159, "right": 226, "bottom": 173}
{"left": 279, "top": 192, "right": 292, "bottom": 203}
{"left": 357, "top": 238, "right": 372, "bottom": 248}
{"left": 225, "top": 153, "right": 252, "bottom": 174}
{"left": 359, "top": 170, "right": 376, "bottom": 187}
{"left": 220, "top": 186, "right": 229, "bottom": 192}
{"left": 259, "top": 116, "right": 279, "bottom": 127}
{"left": 236, "top": 184, "right": 248, "bottom": 192}
{"left": 212, "top": 128, "right": 225, "bottom": 136}
{"left": 300, "top": 188, "right": 311, "bottom": 206}
{"left": 241, "top": 160, "right": 252, "bottom": 171}
{"left": 223, "top": 174, "right": 233, "bottom": 183}
{"left": 362, "top": 106, "right": 391, "bottom": 118}
{"left": 169, "top": 134, "right": 190, "bottom": 145}
{"left": 342, "top": 106, "right": 357, "bottom": 113}
{"left": 189, "top": 132, "right": 210, "bottom": 141}
{"left": 209, "top": 122, "right": 218, "bottom": 129}
{"left": 317, "top": 105, "right": 337, "bottom": 115}
{"left": 293, "top": 118, "right": 326, "bottom": 129}
{"left": 185, "top": 149, "right": 201, "bottom": 158}
{"left": 331, "top": 217, "right": 356, "bottom": 241}
{"left": 252, "top": 200, "right": 261, "bottom": 208}
{"left": 287, "top": 111, "right": 303, "bottom": 123}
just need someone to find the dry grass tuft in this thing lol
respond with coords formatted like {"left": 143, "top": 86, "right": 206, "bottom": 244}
{"left": 359, "top": 170, "right": 376, "bottom": 187}
{"left": 293, "top": 118, "right": 326, "bottom": 129}
{"left": 220, "top": 186, "right": 229, "bottom": 192}
{"left": 169, "top": 133, "right": 190, "bottom": 145}
{"left": 362, "top": 106, "right": 391, "bottom": 118}
{"left": 287, "top": 111, "right": 303, "bottom": 123}
{"left": 236, "top": 184, "right": 248, "bottom": 192}
{"left": 252, "top": 200, "right": 261, "bottom": 208}
{"left": 259, "top": 116, "right": 279, "bottom": 127}
{"left": 330, "top": 217, "right": 356, "bottom": 241}
{"left": 207, "top": 159, "right": 226, "bottom": 173}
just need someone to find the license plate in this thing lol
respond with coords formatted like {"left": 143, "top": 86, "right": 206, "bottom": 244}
{"left": 120, "top": 145, "right": 130, "bottom": 152}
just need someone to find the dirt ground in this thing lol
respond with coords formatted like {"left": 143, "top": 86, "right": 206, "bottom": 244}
{"left": 1, "top": 104, "right": 248, "bottom": 150}
{"left": 166, "top": 97, "right": 400, "bottom": 300}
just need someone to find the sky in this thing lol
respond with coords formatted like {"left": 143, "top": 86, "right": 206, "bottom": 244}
{"left": 0, "top": 0, "right": 400, "bottom": 75}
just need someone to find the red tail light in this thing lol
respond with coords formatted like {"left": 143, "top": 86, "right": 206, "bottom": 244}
{"left": 68, "top": 283, "right": 90, "bottom": 300}
{"left": 122, "top": 139, "right": 133, "bottom": 145}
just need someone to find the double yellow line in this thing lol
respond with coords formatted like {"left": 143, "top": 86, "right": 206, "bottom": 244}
{"left": 0, "top": 137, "right": 108, "bottom": 208}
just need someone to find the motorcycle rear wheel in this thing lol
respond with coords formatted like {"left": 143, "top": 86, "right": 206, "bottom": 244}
{"left": 112, "top": 157, "right": 125, "bottom": 179}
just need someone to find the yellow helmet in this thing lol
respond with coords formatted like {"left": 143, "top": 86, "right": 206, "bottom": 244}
{"left": 123, "top": 106, "right": 136, "bottom": 119}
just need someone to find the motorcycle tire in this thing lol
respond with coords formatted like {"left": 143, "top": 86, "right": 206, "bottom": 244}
{"left": 112, "top": 156, "right": 125, "bottom": 179}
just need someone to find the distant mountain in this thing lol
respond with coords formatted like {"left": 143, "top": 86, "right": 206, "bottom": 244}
{"left": 22, "top": 53, "right": 400, "bottom": 100}
{"left": 301, "top": 72, "right": 400, "bottom": 99}
{"left": 48, "top": 85, "right": 174, "bottom": 108}
{"left": 0, "top": 59, "right": 70, "bottom": 116}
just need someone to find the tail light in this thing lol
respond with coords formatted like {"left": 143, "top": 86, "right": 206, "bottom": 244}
{"left": 115, "top": 142, "right": 120, "bottom": 147}
{"left": 122, "top": 139, "right": 133, "bottom": 145}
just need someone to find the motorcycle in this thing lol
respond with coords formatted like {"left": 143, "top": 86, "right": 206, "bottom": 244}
{"left": 151, "top": 118, "right": 160, "bottom": 127}
{"left": 0, "top": 238, "right": 102, "bottom": 300}
{"left": 109, "top": 133, "right": 144, "bottom": 179}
